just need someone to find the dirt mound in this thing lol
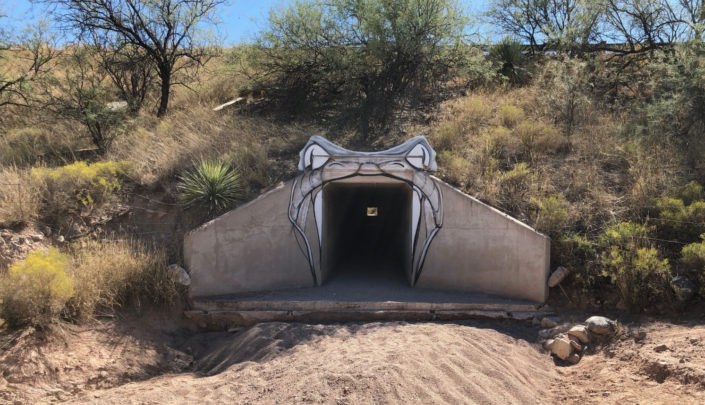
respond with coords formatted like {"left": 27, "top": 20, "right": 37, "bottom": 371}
{"left": 69, "top": 321, "right": 554, "bottom": 404}
{"left": 0, "top": 315, "right": 193, "bottom": 404}
{"left": 551, "top": 320, "right": 705, "bottom": 404}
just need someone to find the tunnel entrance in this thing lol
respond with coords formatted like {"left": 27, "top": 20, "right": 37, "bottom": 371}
{"left": 322, "top": 181, "right": 413, "bottom": 286}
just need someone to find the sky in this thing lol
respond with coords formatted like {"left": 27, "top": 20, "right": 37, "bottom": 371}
{"left": 2, "top": 0, "right": 494, "bottom": 45}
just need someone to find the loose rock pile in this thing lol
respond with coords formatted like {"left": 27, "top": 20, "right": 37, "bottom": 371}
{"left": 539, "top": 316, "right": 617, "bottom": 365}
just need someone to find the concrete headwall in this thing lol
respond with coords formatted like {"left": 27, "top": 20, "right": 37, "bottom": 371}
{"left": 184, "top": 176, "right": 550, "bottom": 303}
{"left": 418, "top": 180, "right": 550, "bottom": 302}
{"left": 184, "top": 182, "right": 314, "bottom": 298}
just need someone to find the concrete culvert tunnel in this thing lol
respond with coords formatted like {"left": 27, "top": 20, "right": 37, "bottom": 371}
{"left": 322, "top": 181, "right": 413, "bottom": 286}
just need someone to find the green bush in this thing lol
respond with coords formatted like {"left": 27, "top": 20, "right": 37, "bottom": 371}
{"left": 0, "top": 248, "right": 74, "bottom": 328}
{"left": 655, "top": 192, "right": 705, "bottom": 242}
{"left": 531, "top": 193, "right": 570, "bottom": 236}
{"left": 177, "top": 159, "right": 244, "bottom": 215}
{"left": 599, "top": 222, "right": 671, "bottom": 311}
{"left": 248, "top": 0, "right": 469, "bottom": 138}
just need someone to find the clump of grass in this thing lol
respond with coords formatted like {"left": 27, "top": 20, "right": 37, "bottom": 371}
{"left": 0, "top": 242, "right": 179, "bottom": 329}
{"left": 0, "top": 167, "right": 41, "bottom": 227}
{"left": 531, "top": 193, "right": 571, "bottom": 236}
{"left": 0, "top": 248, "right": 74, "bottom": 329}
{"left": 177, "top": 159, "right": 244, "bottom": 215}
{"left": 497, "top": 105, "right": 524, "bottom": 128}
{"left": 514, "top": 120, "right": 563, "bottom": 158}
{"left": 67, "top": 240, "right": 177, "bottom": 320}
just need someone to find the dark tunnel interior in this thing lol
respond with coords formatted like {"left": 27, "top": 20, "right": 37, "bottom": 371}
{"left": 322, "top": 181, "right": 412, "bottom": 285}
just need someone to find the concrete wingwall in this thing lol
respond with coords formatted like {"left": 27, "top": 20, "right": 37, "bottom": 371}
{"left": 184, "top": 181, "right": 314, "bottom": 298}
{"left": 184, "top": 176, "right": 550, "bottom": 303}
{"left": 418, "top": 179, "right": 550, "bottom": 302}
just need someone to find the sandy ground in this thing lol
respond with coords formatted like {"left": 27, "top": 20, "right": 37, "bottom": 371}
{"left": 1, "top": 317, "right": 704, "bottom": 404}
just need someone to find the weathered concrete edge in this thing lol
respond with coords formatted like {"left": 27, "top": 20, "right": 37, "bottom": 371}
{"left": 184, "top": 308, "right": 555, "bottom": 330}
{"left": 191, "top": 299, "right": 546, "bottom": 313}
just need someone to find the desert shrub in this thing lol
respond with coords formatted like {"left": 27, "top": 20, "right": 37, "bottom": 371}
{"left": 498, "top": 162, "right": 534, "bottom": 211}
{"left": 31, "top": 161, "right": 130, "bottom": 225}
{"left": 531, "top": 193, "right": 570, "bottom": 236}
{"left": 681, "top": 234, "right": 705, "bottom": 270}
{"left": 0, "top": 127, "right": 50, "bottom": 166}
{"left": 655, "top": 193, "right": 705, "bottom": 242}
{"left": 227, "top": 143, "right": 271, "bottom": 192}
{"left": 0, "top": 167, "right": 41, "bottom": 227}
{"left": 486, "top": 125, "right": 520, "bottom": 158}
{"left": 67, "top": 240, "right": 177, "bottom": 320}
{"left": 514, "top": 120, "right": 563, "bottom": 158}
{"left": 177, "top": 159, "right": 244, "bottom": 215}
{"left": 437, "top": 150, "right": 471, "bottom": 187}
{"left": 489, "top": 37, "right": 529, "bottom": 85}
{"left": 497, "top": 105, "right": 524, "bottom": 128}
{"left": 555, "top": 233, "right": 598, "bottom": 294}
{"left": 0, "top": 248, "right": 74, "bottom": 328}
{"left": 431, "top": 124, "right": 464, "bottom": 152}
{"left": 456, "top": 96, "right": 493, "bottom": 124}
{"left": 679, "top": 181, "right": 703, "bottom": 205}
{"left": 535, "top": 56, "right": 592, "bottom": 136}
{"left": 599, "top": 222, "right": 671, "bottom": 311}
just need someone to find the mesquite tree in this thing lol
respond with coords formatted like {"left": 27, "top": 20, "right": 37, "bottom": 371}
{"left": 46, "top": 0, "right": 224, "bottom": 116}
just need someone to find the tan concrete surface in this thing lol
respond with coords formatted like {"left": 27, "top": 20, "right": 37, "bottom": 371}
{"left": 184, "top": 177, "right": 550, "bottom": 303}
{"left": 418, "top": 179, "right": 550, "bottom": 302}
{"left": 184, "top": 181, "right": 314, "bottom": 298}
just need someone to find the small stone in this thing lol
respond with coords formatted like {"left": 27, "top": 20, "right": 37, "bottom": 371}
{"left": 43, "top": 226, "right": 52, "bottom": 236}
{"left": 690, "top": 338, "right": 699, "bottom": 345}
{"left": 567, "top": 325, "right": 590, "bottom": 344}
{"left": 57, "top": 235, "right": 65, "bottom": 243}
{"left": 10, "top": 236, "right": 24, "bottom": 245}
{"left": 633, "top": 330, "right": 647, "bottom": 341}
{"left": 30, "top": 233, "right": 44, "bottom": 241}
{"left": 566, "top": 353, "right": 581, "bottom": 364}
{"left": 532, "top": 317, "right": 541, "bottom": 326}
{"left": 541, "top": 317, "right": 558, "bottom": 328}
{"left": 168, "top": 264, "right": 191, "bottom": 286}
{"left": 551, "top": 336, "right": 573, "bottom": 360}
{"left": 543, "top": 339, "right": 555, "bottom": 350}
{"left": 654, "top": 344, "right": 668, "bottom": 353}
{"left": 585, "top": 316, "right": 615, "bottom": 335}
{"left": 98, "top": 370, "right": 108, "bottom": 378}
{"left": 548, "top": 266, "right": 570, "bottom": 287}
{"left": 671, "top": 275, "right": 695, "bottom": 302}
{"left": 569, "top": 338, "right": 582, "bottom": 352}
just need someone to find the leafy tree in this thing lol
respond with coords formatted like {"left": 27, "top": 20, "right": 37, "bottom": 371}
{"left": 39, "top": 47, "right": 123, "bottom": 153}
{"left": 45, "top": 0, "right": 224, "bottom": 116}
{"left": 249, "top": 0, "right": 469, "bottom": 139}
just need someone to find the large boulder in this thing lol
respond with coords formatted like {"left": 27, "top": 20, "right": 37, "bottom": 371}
{"left": 585, "top": 316, "right": 615, "bottom": 335}
{"left": 168, "top": 264, "right": 192, "bottom": 286}
{"left": 550, "top": 336, "right": 574, "bottom": 360}
{"left": 567, "top": 325, "right": 590, "bottom": 344}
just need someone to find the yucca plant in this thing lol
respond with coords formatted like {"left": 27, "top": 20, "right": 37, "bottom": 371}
{"left": 177, "top": 159, "right": 244, "bottom": 215}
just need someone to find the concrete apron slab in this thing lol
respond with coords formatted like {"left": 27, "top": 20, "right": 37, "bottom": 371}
{"left": 184, "top": 298, "right": 553, "bottom": 330}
